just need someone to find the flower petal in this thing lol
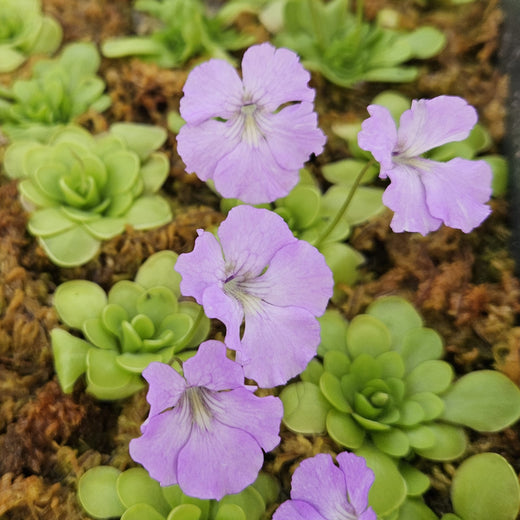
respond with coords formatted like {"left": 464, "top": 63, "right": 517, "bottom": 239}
{"left": 273, "top": 500, "right": 327, "bottom": 520}
{"left": 250, "top": 240, "right": 333, "bottom": 316}
{"left": 420, "top": 157, "right": 492, "bottom": 233}
{"left": 142, "top": 362, "right": 186, "bottom": 418}
{"left": 129, "top": 406, "right": 191, "bottom": 487}
{"left": 242, "top": 43, "right": 315, "bottom": 111}
{"left": 218, "top": 206, "right": 296, "bottom": 277}
{"left": 237, "top": 303, "right": 320, "bottom": 387}
{"left": 176, "top": 118, "right": 240, "bottom": 182}
{"left": 201, "top": 284, "right": 243, "bottom": 350}
{"left": 212, "top": 388, "right": 283, "bottom": 451}
{"left": 175, "top": 229, "right": 225, "bottom": 302}
{"left": 397, "top": 96, "right": 478, "bottom": 157}
{"left": 261, "top": 102, "right": 326, "bottom": 170}
{"left": 212, "top": 138, "right": 301, "bottom": 203}
{"left": 290, "top": 454, "right": 355, "bottom": 519}
{"left": 358, "top": 104, "right": 398, "bottom": 174}
{"left": 179, "top": 59, "right": 243, "bottom": 125}
{"left": 183, "top": 340, "right": 245, "bottom": 391}
{"left": 177, "top": 419, "right": 264, "bottom": 499}
{"left": 383, "top": 164, "right": 442, "bottom": 235}
{"left": 337, "top": 452, "right": 376, "bottom": 518}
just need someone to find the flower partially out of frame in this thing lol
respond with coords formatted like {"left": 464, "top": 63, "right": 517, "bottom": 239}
{"left": 174, "top": 205, "right": 333, "bottom": 387}
{"left": 129, "top": 340, "right": 283, "bottom": 500}
{"left": 357, "top": 95, "right": 492, "bottom": 235}
{"left": 176, "top": 42, "right": 326, "bottom": 204}
{"left": 273, "top": 452, "right": 376, "bottom": 520}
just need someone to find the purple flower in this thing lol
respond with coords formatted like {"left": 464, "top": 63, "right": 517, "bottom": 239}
{"left": 176, "top": 42, "right": 326, "bottom": 204}
{"left": 174, "top": 205, "right": 333, "bottom": 387}
{"left": 273, "top": 452, "right": 376, "bottom": 520}
{"left": 357, "top": 95, "right": 492, "bottom": 235}
{"left": 129, "top": 340, "right": 283, "bottom": 500}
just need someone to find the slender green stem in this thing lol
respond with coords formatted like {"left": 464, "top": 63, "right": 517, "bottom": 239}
{"left": 356, "top": 0, "right": 364, "bottom": 26}
{"left": 315, "top": 158, "right": 375, "bottom": 248}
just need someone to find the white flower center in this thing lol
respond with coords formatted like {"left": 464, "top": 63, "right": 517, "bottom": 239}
{"left": 183, "top": 386, "right": 216, "bottom": 430}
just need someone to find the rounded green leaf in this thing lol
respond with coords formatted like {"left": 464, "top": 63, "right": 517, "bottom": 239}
{"left": 410, "top": 392, "right": 445, "bottom": 422}
{"left": 166, "top": 504, "right": 201, "bottom": 520}
{"left": 116, "top": 352, "right": 164, "bottom": 373}
{"left": 415, "top": 423, "right": 467, "bottom": 461}
{"left": 82, "top": 318, "right": 118, "bottom": 350}
{"left": 357, "top": 444, "right": 407, "bottom": 516}
{"left": 38, "top": 226, "right": 101, "bottom": 267}
{"left": 452, "top": 453, "right": 520, "bottom": 520}
{"left": 125, "top": 195, "right": 172, "bottom": 230}
{"left": 136, "top": 251, "right": 181, "bottom": 297}
{"left": 346, "top": 315, "right": 392, "bottom": 358}
{"left": 110, "top": 123, "right": 167, "bottom": 161}
{"left": 102, "top": 304, "right": 129, "bottom": 336}
{"left": 323, "top": 350, "right": 351, "bottom": 378}
{"left": 400, "top": 328, "right": 444, "bottom": 373}
{"left": 399, "top": 463, "right": 431, "bottom": 497}
{"left": 83, "top": 217, "right": 126, "bottom": 240}
{"left": 104, "top": 150, "right": 140, "bottom": 195}
{"left": 281, "top": 381, "right": 330, "bottom": 434}
{"left": 218, "top": 486, "right": 265, "bottom": 520}
{"left": 108, "top": 281, "right": 144, "bottom": 318}
{"left": 321, "top": 159, "right": 379, "bottom": 186}
{"left": 177, "top": 302, "right": 210, "bottom": 348}
{"left": 320, "top": 371, "right": 352, "bottom": 412}
{"left": 321, "top": 241, "right": 365, "bottom": 289}
{"left": 485, "top": 155, "right": 508, "bottom": 197}
{"left": 86, "top": 348, "right": 144, "bottom": 400}
{"left": 78, "top": 466, "right": 125, "bottom": 519}
{"left": 213, "top": 504, "right": 246, "bottom": 520}
{"left": 301, "top": 358, "right": 325, "bottom": 385}
{"left": 441, "top": 370, "right": 520, "bottom": 432}
{"left": 367, "top": 297, "right": 423, "bottom": 350}
{"left": 117, "top": 467, "right": 170, "bottom": 516}
{"left": 406, "top": 360, "right": 453, "bottom": 395}
{"left": 28, "top": 207, "right": 76, "bottom": 237}
{"left": 51, "top": 328, "right": 91, "bottom": 393}
{"left": 278, "top": 184, "right": 321, "bottom": 229}
{"left": 122, "top": 503, "right": 165, "bottom": 520}
{"left": 405, "top": 424, "right": 436, "bottom": 451}
{"left": 372, "top": 428, "right": 410, "bottom": 457}
{"left": 371, "top": 90, "right": 410, "bottom": 122}
{"left": 327, "top": 408, "right": 365, "bottom": 448}
{"left": 136, "top": 287, "right": 178, "bottom": 328}
{"left": 398, "top": 498, "right": 438, "bottom": 520}
{"left": 54, "top": 280, "right": 107, "bottom": 328}
{"left": 405, "top": 26, "right": 446, "bottom": 59}
{"left": 317, "top": 309, "right": 349, "bottom": 356}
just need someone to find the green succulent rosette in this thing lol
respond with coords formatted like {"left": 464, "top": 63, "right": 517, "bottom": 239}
{"left": 51, "top": 251, "right": 210, "bottom": 400}
{"left": 4, "top": 123, "right": 172, "bottom": 266}
{"left": 0, "top": 42, "right": 110, "bottom": 141}
{"left": 281, "top": 297, "right": 520, "bottom": 517}
{"left": 78, "top": 466, "right": 279, "bottom": 520}
{"left": 274, "top": 0, "right": 446, "bottom": 88}
{"left": 101, "top": 0, "right": 254, "bottom": 67}
{"left": 0, "top": 0, "right": 62, "bottom": 73}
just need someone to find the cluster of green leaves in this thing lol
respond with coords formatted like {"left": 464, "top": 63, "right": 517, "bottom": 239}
{"left": 51, "top": 251, "right": 210, "bottom": 400}
{"left": 78, "top": 466, "right": 279, "bottom": 520}
{"left": 280, "top": 296, "right": 520, "bottom": 518}
{"left": 332, "top": 90, "right": 509, "bottom": 196}
{"left": 273, "top": 0, "right": 446, "bottom": 87}
{"left": 0, "top": 42, "right": 111, "bottom": 142}
{"left": 220, "top": 169, "right": 385, "bottom": 302}
{"left": 101, "top": 0, "right": 255, "bottom": 67}
{"left": 0, "top": 0, "right": 62, "bottom": 73}
{"left": 4, "top": 123, "right": 172, "bottom": 266}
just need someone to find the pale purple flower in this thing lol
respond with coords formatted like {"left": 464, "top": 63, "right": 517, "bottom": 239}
{"left": 273, "top": 452, "right": 376, "bottom": 520}
{"left": 174, "top": 205, "right": 333, "bottom": 388}
{"left": 129, "top": 340, "right": 283, "bottom": 500}
{"left": 357, "top": 95, "right": 492, "bottom": 235}
{"left": 176, "top": 42, "right": 326, "bottom": 204}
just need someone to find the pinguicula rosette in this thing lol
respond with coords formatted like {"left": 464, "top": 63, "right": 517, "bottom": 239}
{"left": 280, "top": 296, "right": 520, "bottom": 517}
{"left": 357, "top": 95, "right": 493, "bottom": 235}
{"left": 273, "top": 451, "right": 376, "bottom": 520}
{"left": 51, "top": 251, "right": 210, "bottom": 400}
{"left": 129, "top": 341, "right": 284, "bottom": 499}
{"left": 174, "top": 204, "right": 334, "bottom": 387}
{"left": 176, "top": 42, "right": 326, "bottom": 204}
{"left": 78, "top": 465, "right": 279, "bottom": 520}
{"left": 0, "top": 0, "right": 62, "bottom": 73}
{"left": 0, "top": 42, "right": 111, "bottom": 142}
{"left": 4, "top": 123, "right": 172, "bottom": 266}
{"left": 101, "top": 0, "right": 254, "bottom": 68}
